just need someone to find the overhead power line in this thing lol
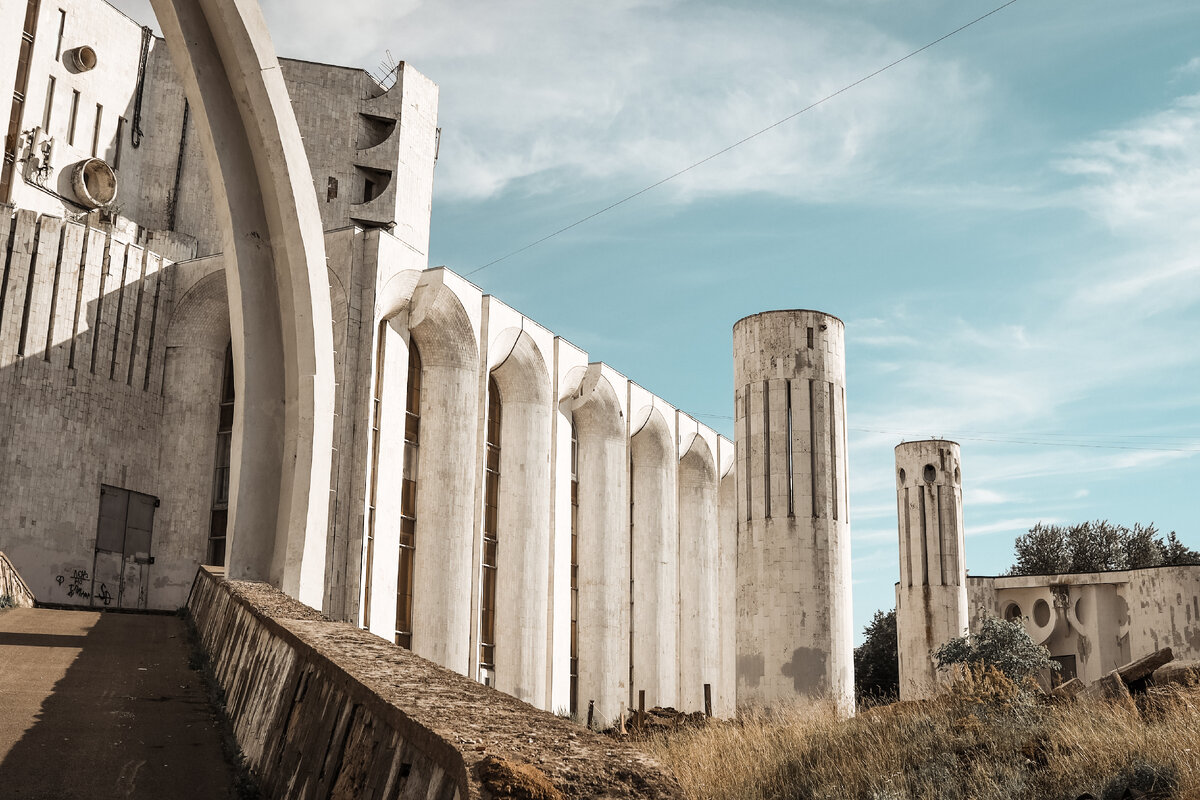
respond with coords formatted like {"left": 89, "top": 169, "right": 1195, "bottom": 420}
{"left": 687, "top": 414, "right": 1200, "bottom": 453}
{"left": 466, "top": 0, "right": 1022, "bottom": 277}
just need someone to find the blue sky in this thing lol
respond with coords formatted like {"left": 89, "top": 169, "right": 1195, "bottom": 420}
{"left": 118, "top": 0, "right": 1200, "bottom": 642}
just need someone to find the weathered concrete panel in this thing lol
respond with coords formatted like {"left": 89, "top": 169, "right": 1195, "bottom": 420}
{"left": 188, "top": 566, "right": 681, "bottom": 800}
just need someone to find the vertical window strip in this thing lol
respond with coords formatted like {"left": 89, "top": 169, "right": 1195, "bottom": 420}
{"left": 762, "top": 380, "right": 771, "bottom": 519}
{"left": 206, "top": 343, "right": 234, "bottom": 567}
{"left": 2, "top": 0, "right": 40, "bottom": 202}
{"left": 569, "top": 421, "right": 579, "bottom": 717}
{"left": 55, "top": 8, "right": 65, "bottom": 59}
{"left": 91, "top": 103, "right": 102, "bottom": 157}
{"left": 42, "top": 75, "right": 55, "bottom": 130}
{"left": 479, "top": 376, "right": 502, "bottom": 684}
{"left": 113, "top": 116, "right": 125, "bottom": 169}
{"left": 67, "top": 89, "right": 79, "bottom": 145}
{"left": 828, "top": 381, "right": 838, "bottom": 522}
{"left": 363, "top": 321, "right": 387, "bottom": 629}
{"left": 808, "top": 379, "right": 817, "bottom": 518}
{"left": 395, "top": 341, "right": 421, "bottom": 649}
{"left": 785, "top": 379, "right": 794, "bottom": 517}
{"left": 742, "top": 386, "right": 752, "bottom": 521}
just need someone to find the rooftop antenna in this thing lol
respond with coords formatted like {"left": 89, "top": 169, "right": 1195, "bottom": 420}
{"left": 370, "top": 49, "right": 400, "bottom": 90}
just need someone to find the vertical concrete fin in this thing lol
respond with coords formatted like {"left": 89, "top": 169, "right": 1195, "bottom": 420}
{"left": 761, "top": 380, "right": 771, "bottom": 519}
{"left": 145, "top": 260, "right": 172, "bottom": 393}
{"left": 111, "top": 242, "right": 143, "bottom": 381}
{"left": 73, "top": 225, "right": 105, "bottom": 373}
{"left": 0, "top": 209, "right": 38, "bottom": 366}
{"left": 24, "top": 215, "right": 63, "bottom": 360}
{"left": 129, "top": 250, "right": 160, "bottom": 386}
{"left": 50, "top": 219, "right": 85, "bottom": 366}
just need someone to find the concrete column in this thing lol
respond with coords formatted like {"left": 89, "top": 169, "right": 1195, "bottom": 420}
{"left": 716, "top": 467, "right": 737, "bottom": 717}
{"left": 678, "top": 435, "right": 719, "bottom": 713}
{"left": 566, "top": 367, "right": 629, "bottom": 725}
{"left": 895, "top": 440, "right": 968, "bottom": 700}
{"left": 490, "top": 330, "right": 553, "bottom": 707}
{"left": 371, "top": 272, "right": 479, "bottom": 675}
{"left": 733, "top": 310, "right": 854, "bottom": 714}
{"left": 630, "top": 409, "right": 678, "bottom": 709}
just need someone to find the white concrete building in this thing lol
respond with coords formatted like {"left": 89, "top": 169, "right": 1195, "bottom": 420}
{"left": 895, "top": 441, "right": 1200, "bottom": 696}
{"left": 0, "top": 0, "right": 762, "bottom": 721}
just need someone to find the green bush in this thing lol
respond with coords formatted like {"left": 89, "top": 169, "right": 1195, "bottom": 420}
{"left": 933, "top": 616, "right": 1058, "bottom": 685}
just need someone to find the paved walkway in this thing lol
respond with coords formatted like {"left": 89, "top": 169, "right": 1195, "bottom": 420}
{"left": 0, "top": 607, "right": 239, "bottom": 799}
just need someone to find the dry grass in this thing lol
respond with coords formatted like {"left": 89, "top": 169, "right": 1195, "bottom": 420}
{"left": 645, "top": 668, "right": 1200, "bottom": 800}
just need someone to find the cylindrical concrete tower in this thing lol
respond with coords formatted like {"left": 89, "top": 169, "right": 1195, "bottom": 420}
{"left": 894, "top": 440, "right": 968, "bottom": 700}
{"left": 733, "top": 310, "right": 853, "bottom": 714}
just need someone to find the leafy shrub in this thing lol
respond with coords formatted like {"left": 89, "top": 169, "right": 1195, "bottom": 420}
{"left": 933, "top": 616, "right": 1058, "bottom": 685}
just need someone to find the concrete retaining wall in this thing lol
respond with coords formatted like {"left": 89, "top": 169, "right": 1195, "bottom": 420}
{"left": 187, "top": 566, "right": 681, "bottom": 800}
{"left": 0, "top": 551, "right": 35, "bottom": 607}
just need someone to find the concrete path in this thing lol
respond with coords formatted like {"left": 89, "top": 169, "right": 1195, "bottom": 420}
{"left": 0, "top": 607, "right": 239, "bottom": 799}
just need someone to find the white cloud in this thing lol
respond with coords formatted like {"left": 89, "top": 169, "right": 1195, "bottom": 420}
{"left": 220, "top": 0, "right": 992, "bottom": 202}
{"left": 966, "top": 517, "right": 1056, "bottom": 538}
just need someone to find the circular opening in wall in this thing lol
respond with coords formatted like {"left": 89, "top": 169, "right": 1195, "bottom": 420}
{"left": 1004, "top": 602, "right": 1022, "bottom": 622}
{"left": 1033, "top": 598, "right": 1051, "bottom": 627}
{"left": 923, "top": 464, "right": 936, "bottom": 483}
{"left": 954, "top": 467, "right": 961, "bottom": 484}
{"left": 69, "top": 45, "right": 98, "bottom": 72}
{"left": 898, "top": 468, "right": 906, "bottom": 484}
{"left": 71, "top": 158, "right": 118, "bottom": 208}
{"left": 1074, "top": 597, "right": 1086, "bottom": 625}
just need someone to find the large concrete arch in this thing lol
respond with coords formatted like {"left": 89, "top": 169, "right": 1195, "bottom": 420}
{"left": 563, "top": 365, "right": 629, "bottom": 724}
{"left": 369, "top": 271, "right": 480, "bottom": 674}
{"left": 149, "top": 0, "right": 335, "bottom": 607}
{"left": 678, "top": 434, "right": 719, "bottom": 713}
{"left": 630, "top": 407, "right": 678, "bottom": 709}
{"left": 488, "top": 329, "right": 553, "bottom": 706}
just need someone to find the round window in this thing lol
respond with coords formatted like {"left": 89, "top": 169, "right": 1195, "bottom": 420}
{"left": 923, "top": 464, "right": 936, "bottom": 483}
{"left": 1033, "top": 598, "right": 1051, "bottom": 627}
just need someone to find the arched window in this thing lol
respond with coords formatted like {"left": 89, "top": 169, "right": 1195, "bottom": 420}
{"left": 207, "top": 342, "right": 234, "bottom": 566}
{"left": 570, "top": 420, "right": 579, "bottom": 715}
{"left": 395, "top": 342, "right": 422, "bottom": 648}
{"left": 479, "top": 376, "right": 501, "bottom": 685}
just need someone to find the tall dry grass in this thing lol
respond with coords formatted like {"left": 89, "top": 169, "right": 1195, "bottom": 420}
{"left": 645, "top": 668, "right": 1200, "bottom": 800}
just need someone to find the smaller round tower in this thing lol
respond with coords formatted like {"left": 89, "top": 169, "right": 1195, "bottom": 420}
{"left": 894, "top": 440, "right": 968, "bottom": 700}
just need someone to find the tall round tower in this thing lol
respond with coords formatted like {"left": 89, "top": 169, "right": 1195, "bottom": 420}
{"left": 732, "top": 310, "right": 853, "bottom": 714}
{"left": 894, "top": 440, "right": 968, "bottom": 700}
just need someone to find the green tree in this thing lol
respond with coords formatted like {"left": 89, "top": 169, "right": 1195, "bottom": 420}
{"left": 933, "top": 616, "right": 1057, "bottom": 683}
{"left": 853, "top": 608, "right": 898, "bottom": 702}
{"left": 1009, "top": 520, "right": 1199, "bottom": 576}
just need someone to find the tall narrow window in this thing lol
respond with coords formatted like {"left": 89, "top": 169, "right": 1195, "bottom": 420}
{"left": 207, "top": 343, "right": 234, "bottom": 566}
{"left": 1, "top": 0, "right": 40, "bottom": 202}
{"left": 479, "top": 376, "right": 501, "bottom": 686}
{"left": 395, "top": 341, "right": 421, "bottom": 648}
{"left": 67, "top": 88, "right": 79, "bottom": 145}
{"left": 363, "top": 321, "right": 387, "bottom": 628}
{"left": 91, "top": 103, "right": 102, "bottom": 157}
{"left": 112, "top": 116, "right": 125, "bottom": 169}
{"left": 42, "top": 75, "right": 54, "bottom": 130}
{"left": 569, "top": 421, "right": 579, "bottom": 716}
{"left": 55, "top": 8, "right": 65, "bottom": 59}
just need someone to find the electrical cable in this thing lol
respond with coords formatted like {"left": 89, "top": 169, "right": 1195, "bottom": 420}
{"left": 466, "top": 0, "right": 1022, "bottom": 277}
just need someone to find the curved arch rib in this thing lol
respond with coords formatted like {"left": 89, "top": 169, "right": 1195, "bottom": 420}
{"left": 149, "top": 0, "right": 335, "bottom": 606}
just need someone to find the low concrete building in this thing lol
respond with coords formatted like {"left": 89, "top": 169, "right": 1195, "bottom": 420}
{"left": 895, "top": 440, "right": 1200, "bottom": 695}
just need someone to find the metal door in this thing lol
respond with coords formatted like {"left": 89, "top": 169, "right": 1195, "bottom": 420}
{"left": 92, "top": 485, "right": 158, "bottom": 609}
